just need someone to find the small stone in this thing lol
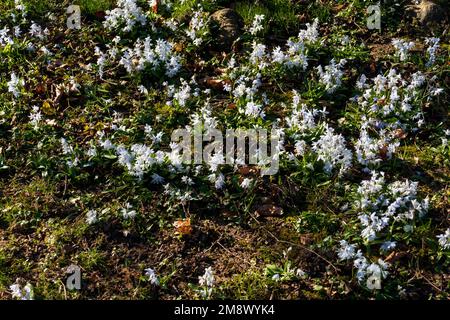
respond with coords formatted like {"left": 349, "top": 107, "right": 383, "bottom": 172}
{"left": 210, "top": 9, "right": 244, "bottom": 50}
{"left": 254, "top": 204, "right": 283, "bottom": 218}
{"left": 408, "top": 0, "right": 445, "bottom": 24}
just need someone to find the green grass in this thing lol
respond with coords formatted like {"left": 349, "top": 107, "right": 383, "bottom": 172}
{"left": 235, "top": 0, "right": 300, "bottom": 34}
{"left": 0, "top": 0, "right": 448, "bottom": 301}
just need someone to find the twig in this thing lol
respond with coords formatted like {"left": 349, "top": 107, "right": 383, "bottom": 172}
{"left": 250, "top": 214, "right": 341, "bottom": 273}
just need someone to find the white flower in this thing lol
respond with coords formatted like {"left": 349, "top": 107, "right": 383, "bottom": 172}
{"left": 186, "top": 9, "right": 208, "bottom": 47}
{"left": 10, "top": 284, "right": 22, "bottom": 299}
{"left": 10, "top": 283, "right": 34, "bottom": 300}
{"left": 138, "top": 85, "right": 148, "bottom": 95}
{"left": 60, "top": 138, "right": 74, "bottom": 155}
{"left": 243, "top": 101, "right": 264, "bottom": 118}
{"left": 392, "top": 38, "right": 414, "bottom": 61}
{"left": 337, "top": 240, "right": 357, "bottom": 260}
{"left": 249, "top": 14, "right": 265, "bottom": 35}
{"left": 7, "top": 72, "right": 24, "bottom": 98}
{"left": 240, "top": 178, "right": 252, "bottom": 189}
{"left": 214, "top": 173, "right": 225, "bottom": 189}
{"left": 86, "top": 210, "right": 98, "bottom": 225}
{"left": 425, "top": 37, "right": 439, "bottom": 67}
{"left": 271, "top": 46, "right": 287, "bottom": 64}
{"left": 250, "top": 42, "right": 267, "bottom": 66}
{"left": 103, "top": 0, "right": 147, "bottom": 32}
{"left": 0, "top": 27, "right": 13, "bottom": 45}
{"left": 294, "top": 140, "right": 307, "bottom": 156}
{"left": 121, "top": 203, "right": 137, "bottom": 219}
{"left": 29, "top": 105, "right": 42, "bottom": 129}
{"left": 198, "top": 266, "right": 215, "bottom": 298}
{"left": 181, "top": 175, "right": 194, "bottom": 185}
{"left": 298, "top": 18, "right": 319, "bottom": 43}
{"left": 437, "top": 228, "right": 450, "bottom": 250}
{"left": 316, "top": 59, "right": 346, "bottom": 93}
{"left": 380, "top": 241, "right": 396, "bottom": 252}
{"left": 151, "top": 173, "right": 165, "bottom": 184}
{"left": 312, "top": 125, "right": 352, "bottom": 175}
{"left": 145, "top": 268, "right": 159, "bottom": 285}
{"left": 29, "top": 22, "right": 44, "bottom": 40}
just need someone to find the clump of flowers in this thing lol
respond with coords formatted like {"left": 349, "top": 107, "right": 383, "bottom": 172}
{"left": 145, "top": 267, "right": 159, "bottom": 286}
{"left": 185, "top": 7, "right": 209, "bottom": 47}
{"left": 316, "top": 59, "right": 346, "bottom": 93}
{"left": 29, "top": 105, "right": 42, "bottom": 129}
{"left": 104, "top": 0, "right": 147, "bottom": 32}
{"left": 352, "top": 69, "right": 436, "bottom": 134}
{"left": 117, "top": 37, "right": 182, "bottom": 78}
{"left": 354, "top": 119, "right": 400, "bottom": 166}
{"left": 425, "top": 37, "right": 440, "bottom": 67}
{"left": 10, "top": 282, "right": 34, "bottom": 300}
{"left": 337, "top": 240, "right": 389, "bottom": 289}
{"left": 437, "top": 228, "right": 450, "bottom": 250}
{"left": 7, "top": 72, "right": 24, "bottom": 98}
{"left": 249, "top": 14, "right": 265, "bottom": 35}
{"left": 285, "top": 90, "right": 325, "bottom": 132}
{"left": 312, "top": 124, "right": 352, "bottom": 175}
{"left": 198, "top": 266, "right": 215, "bottom": 299}
{"left": 392, "top": 38, "right": 414, "bottom": 61}
{"left": 354, "top": 171, "right": 429, "bottom": 242}
{"left": 336, "top": 171, "right": 430, "bottom": 289}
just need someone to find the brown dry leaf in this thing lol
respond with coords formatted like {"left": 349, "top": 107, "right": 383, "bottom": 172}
{"left": 151, "top": 0, "right": 159, "bottom": 13}
{"left": 204, "top": 77, "right": 230, "bottom": 91}
{"left": 393, "top": 128, "right": 407, "bottom": 140}
{"left": 35, "top": 83, "right": 46, "bottom": 95}
{"left": 299, "top": 233, "right": 315, "bottom": 245}
{"left": 333, "top": 3, "right": 346, "bottom": 12}
{"left": 173, "top": 218, "right": 193, "bottom": 236}
{"left": 227, "top": 103, "right": 237, "bottom": 110}
{"left": 385, "top": 251, "right": 407, "bottom": 263}
{"left": 173, "top": 42, "right": 184, "bottom": 53}
{"left": 52, "top": 84, "right": 64, "bottom": 104}
{"left": 379, "top": 144, "right": 388, "bottom": 159}
{"left": 214, "top": 67, "right": 227, "bottom": 75}
{"left": 238, "top": 166, "right": 251, "bottom": 175}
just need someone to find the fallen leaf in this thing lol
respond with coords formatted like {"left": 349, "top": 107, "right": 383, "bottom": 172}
{"left": 173, "top": 218, "right": 193, "bottom": 236}
{"left": 151, "top": 0, "right": 159, "bottom": 13}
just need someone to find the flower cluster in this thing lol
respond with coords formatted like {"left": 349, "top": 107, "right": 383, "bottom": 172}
{"left": 392, "top": 38, "right": 414, "bottom": 61}
{"left": 185, "top": 7, "right": 209, "bottom": 47}
{"left": 145, "top": 267, "right": 160, "bottom": 285}
{"left": 437, "top": 228, "right": 450, "bottom": 250}
{"left": 316, "top": 59, "right": 346, "bottom": 93}
{"left": 104, "top": 0, "right": 147, "bottom": 32}
{"left": 29, "top": 105, "right": 42, "bottom": 129}
{"left": 425, "top": 37, "right": 440, "bottom": 67}
{"left": 351, "top": 68, "right": 441, "bottom": 152}
{"left": 354, "top": 171, "right": 429, "bottom": 242}
{"left": 311, "top": 125, "right": 352, "bottom": 175}
{"left": 7, "top": 72, "right": 24, "bottom": 98}
{"left": 120, "top": 37, "right": 182, "bottom": 77}
{"left": 198, "top": 266, "right": 215, "bottom": 298}
{"left": 337, "top": 240, "right": 389, "bottom": 287}
{"left": 354, "top": 119, "right": 400, "bottom": 166}
{"left": 249, "top": 14, "right": 265, "bottom": 35}
{"left": 10, "top": 282, "right": 34, "bottom": 300}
